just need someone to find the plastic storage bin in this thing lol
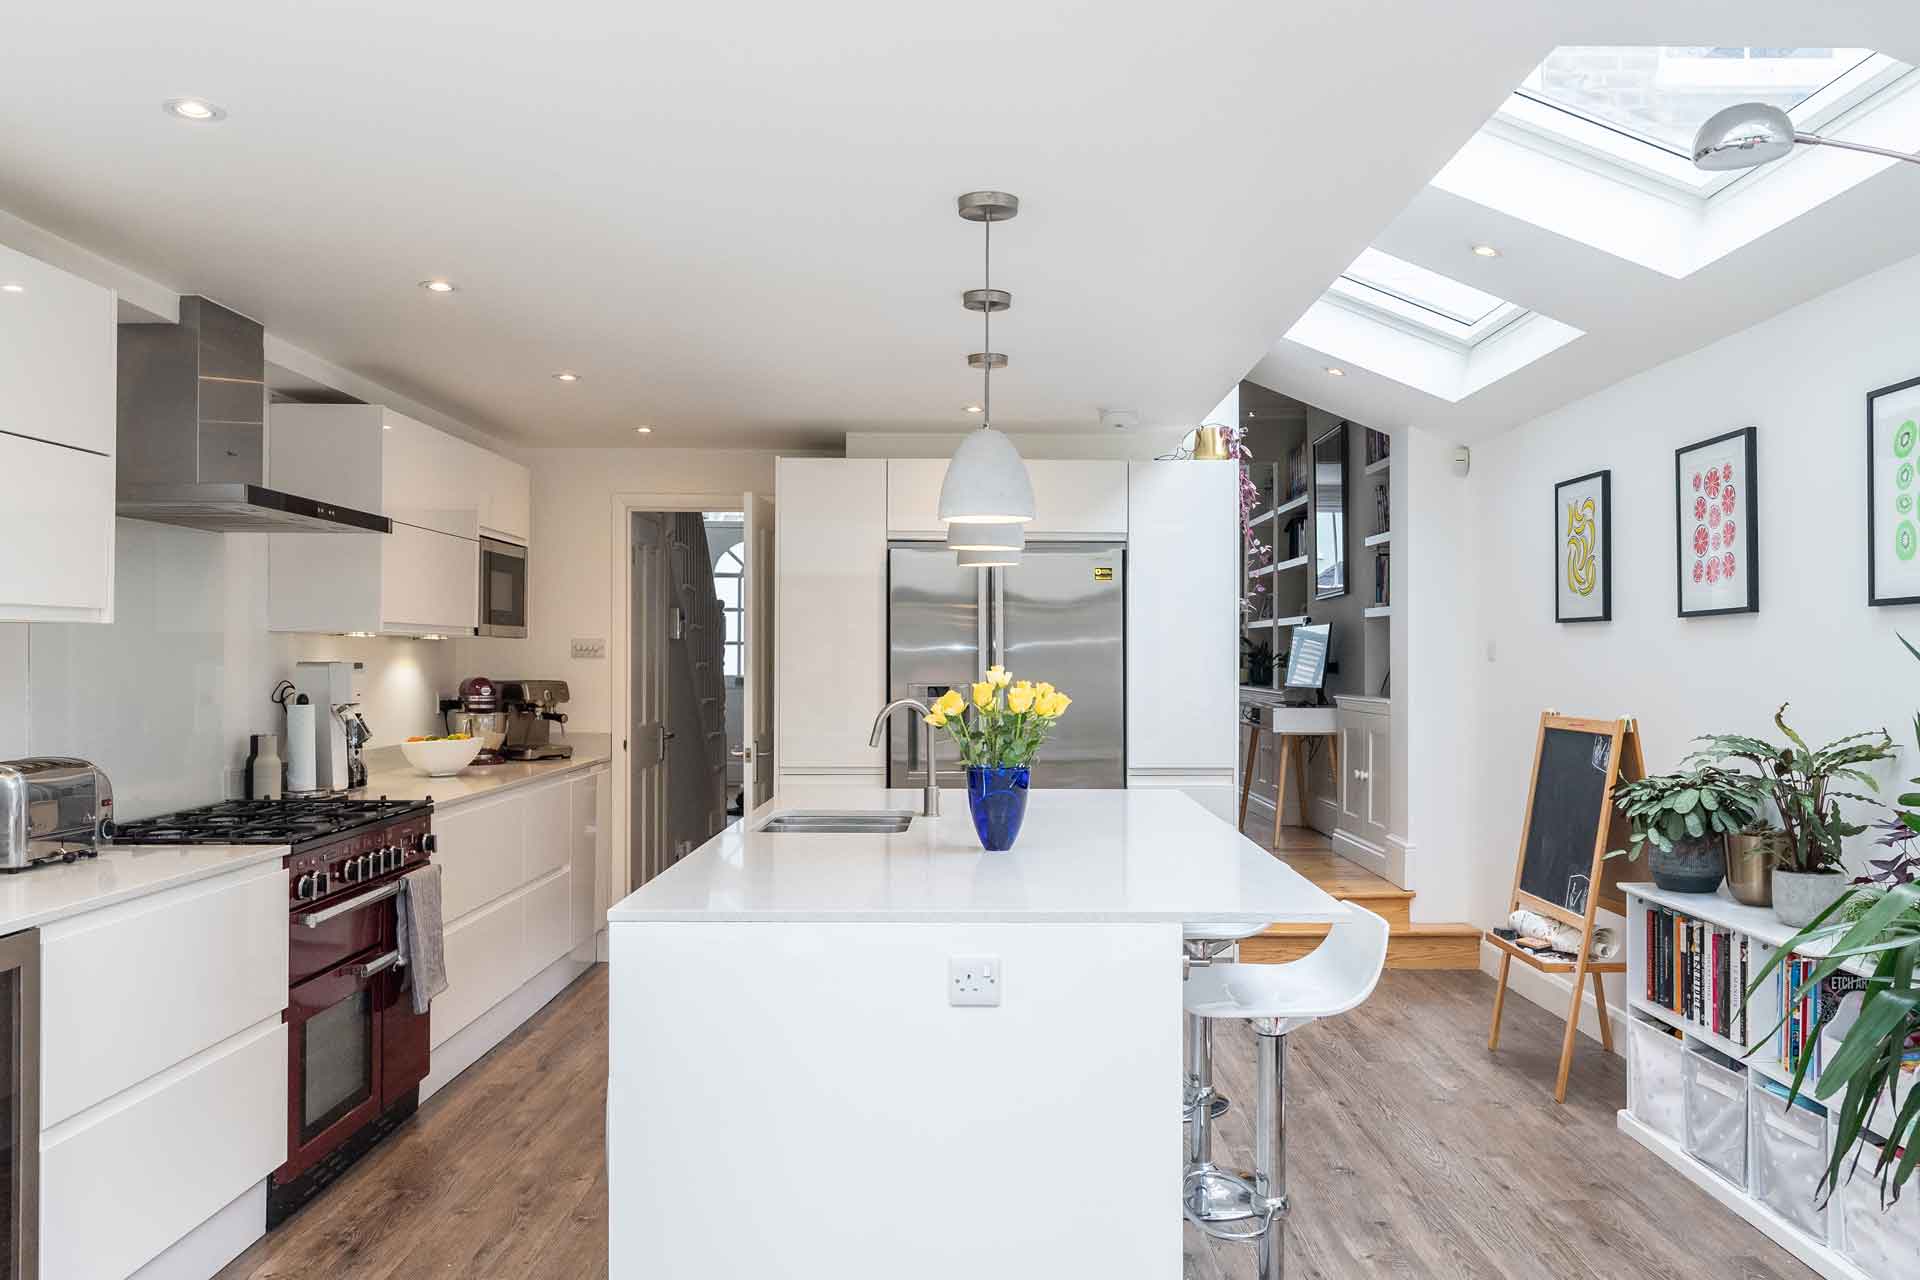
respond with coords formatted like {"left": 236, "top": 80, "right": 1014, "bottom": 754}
{"left": 1629, "top": 1014, "right": 1687, "bottom": 1143}
{"left": 1749, "top": 1084, "right": 1828, "bottom": 1242}
{"left": 1683, "top": 1043, "right": 1747, "bottom": 1187}
{"left": 1832, "top": 1132, "right": 1920, "bottom": 1280}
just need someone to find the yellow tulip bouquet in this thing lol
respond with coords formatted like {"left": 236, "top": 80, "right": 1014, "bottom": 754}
{"left": 924, "top": 665, "right": 1072, "bottom": 768}
{"left": 925, "top": 666, "right": 1071, "bottom": 850}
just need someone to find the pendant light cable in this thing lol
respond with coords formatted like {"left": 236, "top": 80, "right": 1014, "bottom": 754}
{"left": 982, "top": 212, "right": 992, "bottom": 429}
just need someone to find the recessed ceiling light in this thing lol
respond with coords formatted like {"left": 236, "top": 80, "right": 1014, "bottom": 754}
{"left": 553, "top": 371, "right": 581, "bottom": 383}
{"left": 0, "top": 284, "right": 22, "bottom": 294}
{"left": 418, "top": 279, "right": 456, "bottom": 294}
{"left": 1471, "top": 243, "right": 1501, "bottom": 258}
{"left": 635, "top": 426, "right": 653, "bottom": 434}
{"left": 1325, "top": 366, "right": 1346, "bottom": 377}
{"left": 163, "top": 97, "right": 226, "bottom": 122}
{"left": 963, "top": 403, "right": 983, "bottom": 414}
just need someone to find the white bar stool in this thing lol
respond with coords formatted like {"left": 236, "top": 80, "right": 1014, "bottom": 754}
{"left": 1180, "top": 905, "right": 1389, "bottom": 1280}
{"left": 1181, "top": 922, "right": 1266, "bottom": 1147}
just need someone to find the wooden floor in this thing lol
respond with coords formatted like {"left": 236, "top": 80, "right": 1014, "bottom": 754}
{"left": 217, "top": 964, "right": 1813, "bottom": 1280}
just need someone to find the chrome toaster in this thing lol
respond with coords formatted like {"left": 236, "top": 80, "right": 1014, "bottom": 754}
{"left": 0, "top": 758, "right": 114, "bottom": 870}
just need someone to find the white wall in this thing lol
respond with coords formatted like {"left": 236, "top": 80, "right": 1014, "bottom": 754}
{"left": 453, "top": 447, "right": 785, "bottom": 736}
{"left": 1447, "top": 247, "right": 1920, "bottom": 941}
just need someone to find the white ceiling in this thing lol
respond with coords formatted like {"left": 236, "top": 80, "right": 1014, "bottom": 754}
{"left": 6, "top": 3, "right": 1920, "bottom": 449}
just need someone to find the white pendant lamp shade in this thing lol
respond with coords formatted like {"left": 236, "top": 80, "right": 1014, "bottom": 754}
{"left": 957, "top": 546, "right": 1021, "bottom": 569}
{"left": 937, "top": 427, "right": 1036, "bottom": 525}
{"left": 946, "top": 520, "right": 1024, "bottom": 552}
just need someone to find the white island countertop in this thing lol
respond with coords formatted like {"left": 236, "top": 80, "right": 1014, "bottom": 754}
{"left": 610, "top": 785, "right": 1344, "bottom": 925}
{"left": 0, "top": 843, "right": 288, "bottom": 934}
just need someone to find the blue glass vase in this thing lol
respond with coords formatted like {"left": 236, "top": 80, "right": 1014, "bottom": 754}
{"left": 966, "top": 765, "right": 1030, "bottom": 852}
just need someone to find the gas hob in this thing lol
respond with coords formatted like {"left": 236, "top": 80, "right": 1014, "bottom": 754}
{"left": 113, "top": 796, "right": 428, "bottom": 848}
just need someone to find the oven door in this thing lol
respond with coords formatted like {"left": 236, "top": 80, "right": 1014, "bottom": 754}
{"left": 478, "top": 537, "right": 528, "bottom": 638}
{"left": 283, "top": 944, "right": 393, "bottom": 1184}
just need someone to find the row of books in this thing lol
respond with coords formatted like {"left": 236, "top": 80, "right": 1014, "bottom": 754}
{"left": 1644, "top": 907, "right": 1754, "bottom": 1045}
{"left": 1780, "top": 956, "right": 1824, "bottom": 1078}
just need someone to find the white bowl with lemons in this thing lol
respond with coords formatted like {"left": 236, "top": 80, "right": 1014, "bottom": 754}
{"left": 399, "top": 734, "right": 485, "bottom": 777}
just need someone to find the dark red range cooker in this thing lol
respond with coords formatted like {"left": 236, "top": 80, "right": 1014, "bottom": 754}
{"left": 114, "top": 796, "right": 436, "bottom": 1226}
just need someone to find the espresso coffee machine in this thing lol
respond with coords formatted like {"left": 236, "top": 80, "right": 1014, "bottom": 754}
{"left": 293, "top": 661, "right": 370, "bottom": 791}
{"left": 498, "top": 679, "right": 572, "bottom": 761}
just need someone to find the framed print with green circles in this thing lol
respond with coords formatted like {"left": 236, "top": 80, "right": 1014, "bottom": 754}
{"left": 1868, "top": 375, "right": 1920, "bottom": 606}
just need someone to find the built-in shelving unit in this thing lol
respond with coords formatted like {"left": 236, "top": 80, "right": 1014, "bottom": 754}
{"left": 1364, "top": 454, "right": 1392, "bottom": 476}
{"left": 1363, "top": 530, "right": 1392, "bottom": 548}
{"left": 1362, "top": 428, "right": 1391, "bottom": 618}
{"left": 1362, "top": 605, "right": 1391, "bottom": 619}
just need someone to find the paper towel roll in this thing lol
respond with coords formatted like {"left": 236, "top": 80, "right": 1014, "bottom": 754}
{"left": 286, "top": 697, "right": 318, "bottom": 793}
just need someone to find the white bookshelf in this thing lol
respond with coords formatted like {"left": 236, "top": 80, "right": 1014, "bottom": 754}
{"left": 1619, "top": 883, "right": 1904, "bottom": 1280}
{"left": 1363, "top": 529, "right": 1392, "bottom": 548}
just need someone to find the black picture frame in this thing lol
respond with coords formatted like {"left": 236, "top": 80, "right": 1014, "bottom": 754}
{"left": 1310, "top": 422, "right": 1348, "bottom": 602}
{"left": 1553, "top": 469, "right": 1611, "bottom": 623}
{"left": 1674, "top": 426, "right": 1758, "bottom": 618}
{"left": 1866, "top": 373, "right": 1920, "bottom": 607}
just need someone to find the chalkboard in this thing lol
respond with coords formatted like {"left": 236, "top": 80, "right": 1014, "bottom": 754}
{"left": 1511, "top": 717, "right": 1636, "bottom": 925}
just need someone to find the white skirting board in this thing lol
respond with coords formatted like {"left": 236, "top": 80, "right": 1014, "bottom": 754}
{"left": 421, "top": 949, "right": 598, "bottom": 1102}
{"left": 128, "top": 1179, "right": 265, "bottom": 1280}
{"left": 1479, "top": 940, "right": 1623, "bottom": 1055}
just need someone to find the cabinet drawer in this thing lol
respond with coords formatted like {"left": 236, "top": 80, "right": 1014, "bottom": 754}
{"left": 0, "top": 434, "right": 114, "bottom": 618}
{"left": 434, "top": 890, "right": 524, "bottom": 1048}
{"left": 41, "top": 863, "right": 287, "bottom": 1127}
{"left": 524, "top": 867, "right": 573, "bottom": 976}
{"left": 42, "top": 1019, "right": 285, "bottom": 1280}
{"left": 523, "top": 779, "right": 571, "bottom": 880}
{"left": 436, "top": 793, "right": 525, "bottom": 922}
{"left": 381, "top": 521, "right": 479, "bottom": 634}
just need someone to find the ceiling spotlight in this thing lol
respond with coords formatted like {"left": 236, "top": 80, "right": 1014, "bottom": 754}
{"left": 0, "top": 284, "right": 22, "bottom": 294}
{"left": 163, "top": 97, "right": 226, "bottom": 122}
{"left": 418, "top": 279, "right": 456, "bottom": 294}
{"left": 635, "top": 426, "right": 653, "bottom": 434}
{"left": 1471, "top": 243, "right": 1500, "bottom": 258}
{"left": 963, "top": 403, "right": 984, "bottom": 414}
{"left": 553, "top": 371, "right": 581, "bottom": 383}
{"left": 1325, "top": 367, "right": 1346, "bottom": 377}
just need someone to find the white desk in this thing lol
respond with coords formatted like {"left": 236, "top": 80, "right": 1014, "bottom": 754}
{"left": 1238, "top": 703, "right": 1340, "bottom": 844}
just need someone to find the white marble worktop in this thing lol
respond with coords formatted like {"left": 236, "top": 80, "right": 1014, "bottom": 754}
{"left": 0, "top": 843, "right": 287, "bottom": 934}
{"left": 351, "top": 733, "right": 612, "bottom": 809}
{"left": 609, "top": 785, "right": 1345, "bottom": 925}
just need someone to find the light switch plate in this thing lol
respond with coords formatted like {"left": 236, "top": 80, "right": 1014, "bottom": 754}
{"left": 571, "top": 637, "right": 607, "bottom": 660}
{"left": 949, "top": 955, "right": 1001, "bottom": 1007}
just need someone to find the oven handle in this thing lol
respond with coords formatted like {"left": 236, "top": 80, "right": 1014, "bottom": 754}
{"left": 295, "top": 878, "right": 405, "bottom": 929}
{"left": 345, "top": 949, "right": 403, "bottom": 979}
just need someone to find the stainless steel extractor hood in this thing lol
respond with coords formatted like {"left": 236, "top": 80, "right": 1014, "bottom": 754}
{"left": 116, "top": 297, "right": 390, "bottom": 534}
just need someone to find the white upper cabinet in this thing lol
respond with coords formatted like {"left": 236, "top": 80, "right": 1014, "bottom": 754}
{"left": 0, "top": 434, "right": 115, "bottom": 621}
{"left": 1125, "top": 462, "right": 1238, "bottom": 773}
{"left": 481, "top": 451, "right": 531, "bottom": 544}
{"left": 776, "top": 457, "right": 888, "bottom": 771}
{"left": 0, "top": 241, "right": 116, "bottom": 457}
{"left": 887, "top": 458, "right": 1128, "bottom": 538}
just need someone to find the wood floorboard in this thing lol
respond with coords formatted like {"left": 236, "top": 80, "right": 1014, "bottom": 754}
{"left": 216, "top": 964, "right": 1816, "bottom": 1280}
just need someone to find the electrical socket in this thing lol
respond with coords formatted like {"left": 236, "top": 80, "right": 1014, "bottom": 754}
{"left": 948, "top": 955, "right": 1001, "bottom": 1007}
{"left": 571, "top": 637, "right": 607, "bottom": 660}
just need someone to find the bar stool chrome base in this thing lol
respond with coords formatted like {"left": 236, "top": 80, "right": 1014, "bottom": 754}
{"left": 1182, "top": 1163, "right": 1262, "bottom": 1226}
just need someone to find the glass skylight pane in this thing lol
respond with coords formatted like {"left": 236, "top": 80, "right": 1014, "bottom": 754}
{"left": 1517, "top": 47, "right": 1874, "bottom": 156}
{"left": 1338, "top": 248, "right": 1506, "bottom": 327}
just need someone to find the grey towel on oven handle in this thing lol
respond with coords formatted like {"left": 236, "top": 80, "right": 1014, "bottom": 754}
{"left": 396, "top": 863, "right": 448, "bottom": 1016}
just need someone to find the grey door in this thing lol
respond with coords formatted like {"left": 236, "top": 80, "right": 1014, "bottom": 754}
{"left": 886, "top": 545, "right": 983, "bottom": 788}
{"left": 1000, "top": 545, "right": 1126, "bottom": 789}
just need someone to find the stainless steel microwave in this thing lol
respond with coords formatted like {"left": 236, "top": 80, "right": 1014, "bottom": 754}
{"left": 477, "top": 537, "right": 527, "bottom": 638}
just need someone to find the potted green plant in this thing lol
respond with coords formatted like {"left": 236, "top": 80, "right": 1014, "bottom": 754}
{"left": 1608, "top": 767, "right": 1763, "bottom": 893}
{"left": 1690, "top": 705, "right": 1894, "bottom": 926}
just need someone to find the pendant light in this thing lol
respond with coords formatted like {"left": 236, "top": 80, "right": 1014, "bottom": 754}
{"left": 938, "top": 191, "right": 1036, "bottom": 548}
{"left": 945, "top": 521, "right": 1025, "bottom": 553}
{"left": 956, "top": 546, "right": 1021, "bottom": 568}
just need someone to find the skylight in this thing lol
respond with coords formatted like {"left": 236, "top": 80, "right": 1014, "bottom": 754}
{"left": 1518, "top": 47, "right": 1873, "bottom": 158}
{"left": 1327, "top": 249, "right": 1523, "bottom": 347}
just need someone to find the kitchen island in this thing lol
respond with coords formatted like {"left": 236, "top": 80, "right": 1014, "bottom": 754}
{"left": 606, "top": 785, "right": 1343, "bottom": 1279}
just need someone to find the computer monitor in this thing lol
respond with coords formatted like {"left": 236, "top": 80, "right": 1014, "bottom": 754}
{"left": 1284, "top": 623, "right": 1330, "bottom": 691}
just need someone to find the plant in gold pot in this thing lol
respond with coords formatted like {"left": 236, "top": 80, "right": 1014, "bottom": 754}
{"left": 1723, "top": 821, "right": 1788, "bottom": 907}
{"left": 1690, "top": 705, "right": 1893, "bottom": 926}
{"left": 1608, "top": 767, "right": 1763, "bottom": 893}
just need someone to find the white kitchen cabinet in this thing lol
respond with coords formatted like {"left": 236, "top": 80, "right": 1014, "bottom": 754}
{"left": 42, "top": 1018, "right": 285, "bottom": 1280}
{"left": 571, "top": 771, "right": 608, "bottom": 950}
{"left": 0, "top": 240, "right": 116, "bottom": 457}
{"left": 435, "top": 791, "right": 527, "bottom": 921}
{"left": 268, "top": 520, "right": 478, "bottom": 636}
{"left": 1125, "top": 462, "right": 1238, "bottom": 774}
{"left": 380, "top": 521, "right": 480, "bottom": 633}
{"left": 39, "top": 862, "right": 288, "bottom": 1127}
{"left": 524, "top": 866, "right": 574, "bottom": 972}
{"left": 435, "top": 889, "right": 525, "bottom": 1049}
{"left": 0, "top": 433, "right": 114, "bottom": 623}
{"left": 776, "top": 458, "right": 887, "bottom": 772}
{"left": 886, "top": 458, "right": 1128, "bottom": 538}
{"left": 480, "top": 450, "right": 532, "bottom": 544}
{"left": 1333, "top": 696, "right": 1392, "bottom": 855}
{"left": 522, "top": 778, "right": 572, "bottom": 879}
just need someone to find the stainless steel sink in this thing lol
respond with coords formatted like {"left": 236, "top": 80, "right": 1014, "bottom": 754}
{"left": 757, "top": 810, "right": 915, "bottom": 835}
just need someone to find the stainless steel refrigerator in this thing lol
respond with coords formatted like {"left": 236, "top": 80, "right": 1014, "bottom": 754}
{"left": 887, "top": 542, "right": 1125, "bottom": 789}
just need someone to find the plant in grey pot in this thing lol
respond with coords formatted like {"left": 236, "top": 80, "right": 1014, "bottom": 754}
{"left": 1690, "top": 704, "right": 1894, "bottom": 926}
{"left": 1607, "top": 767, "right": 1762, "bottom": 894}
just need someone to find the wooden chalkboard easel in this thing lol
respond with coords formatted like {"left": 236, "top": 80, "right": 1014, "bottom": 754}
{"left": 1486, "top": 711, "right": 1644, "bottom": 1103}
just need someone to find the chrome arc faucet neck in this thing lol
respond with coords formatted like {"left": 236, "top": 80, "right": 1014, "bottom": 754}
{"left": 868, "top": 699, "right": 941, "bottom": 817}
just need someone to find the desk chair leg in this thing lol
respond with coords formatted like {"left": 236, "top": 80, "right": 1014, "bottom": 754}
{"left": 1272, "top": 737, "right": 1294, "bottom": 849}
{"left": 1591, "top": 970, "right": 1614, "bottom": 1054}
{"left": 1238, "top": 727, "right": 1260, "bottom": 832}
{"left": 1554, "top": 954, "right": 1591, "bottom": 1104}
{"left": 1487, "top": 951, "right": 1511, "bottom": 1051}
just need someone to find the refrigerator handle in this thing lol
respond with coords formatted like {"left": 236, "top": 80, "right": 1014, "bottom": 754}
{"left": 976, "top": 571, "right": 991, "bottom": 680}
{"left": 991, "top": 569, "right": 1006, "bottom": 669}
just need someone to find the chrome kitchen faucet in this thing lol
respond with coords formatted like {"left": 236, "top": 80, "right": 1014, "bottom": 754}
{"left": 868, "top": 699, "right": 940, "bottom": 817}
